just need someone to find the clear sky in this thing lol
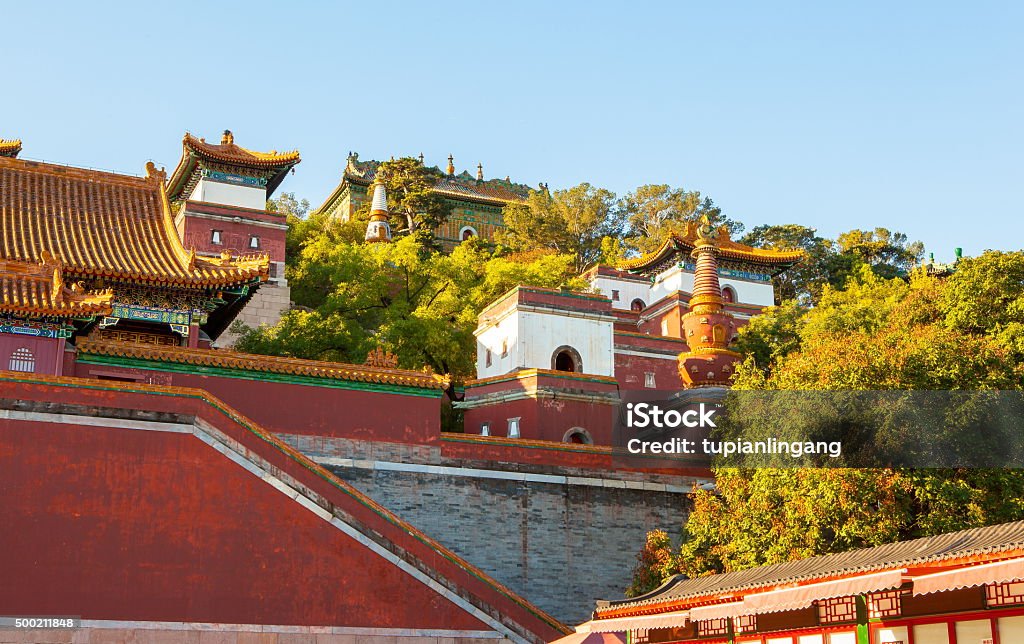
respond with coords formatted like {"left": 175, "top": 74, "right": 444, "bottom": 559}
{"left": 5, "top": 2, "right": 1021, "bottom": 260}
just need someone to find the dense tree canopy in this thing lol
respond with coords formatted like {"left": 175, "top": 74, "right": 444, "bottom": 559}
{"left": 627, "top": 253, "right": 1024, "bottom": 596}
{"left": 499, "top": 183, "right": 626, "bottom": 273}
{"left": 620, "top": 184, "right": 740, "bottom": 255}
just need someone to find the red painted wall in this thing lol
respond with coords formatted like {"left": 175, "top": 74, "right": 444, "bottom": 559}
{"left": 463, "top": 394, "right": 615, "bottom": 444}
{"left": 0, "top": 335, "right": 63, "bottom": 375}
{"left": 180, "top": 202, "right": 286, "bottom": 263}
{"left": 71, "top": 361, "right": 442, "bottom": 443}
{"left": 0, "top": 375, "right": 567, "bottom": 640}
{"left": 0, "top": 419, "right": 486, "bottom": 628}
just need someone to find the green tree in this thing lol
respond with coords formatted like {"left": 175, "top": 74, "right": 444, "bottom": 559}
{"left": 626, "top": 529, "right": 678, "bottom": 597}
{"left": 620, "top": 184, "right": 740, "bottom": 255}
{"left": 835, "top": 228, "right": 924, "bottom": 279}
{"left": 236, "top": 236, "right": 587, "bottom": 379}
{"left": 630, "top": 256, "right": 1024, "bottom": 589}
{"left": 499, "top": 183, "right": 625, "bottom": 273}
{"left": 371, "top": 157, "right": 452, "bottom": 245}
{"left": 740, "top": 224, "right": 831, "bottom": 304}
{"left": 941, "top": 251, "right": 1024, "bottom": 362}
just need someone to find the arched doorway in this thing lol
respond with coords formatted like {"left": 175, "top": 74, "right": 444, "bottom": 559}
{"left": 562, "top": 428, "right": 593, "bottom": 445}
{"left": 551, "top": 345, "right": 583, "bottom": 373}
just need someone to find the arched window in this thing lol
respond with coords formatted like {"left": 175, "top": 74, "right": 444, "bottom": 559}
{"left": 722, "top": 286, "right": 736, "bottom": 303}
{"left": 460, "top": 226, "right": 478, "bottom": 241}
{"left": 9, "top": 347, "right": 35, "bottom": 372}
{"left": 551, "top": 345, "right": 583, "bottom": 373}
{"left": 563, "top": 427, "right": 593, "bottom": 445}
{"left": 630, "top": 298, "right": 646, "bottom": 312}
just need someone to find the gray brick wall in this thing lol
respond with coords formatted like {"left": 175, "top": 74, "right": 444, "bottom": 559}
{"left": 326, "top": 465, "right": 690, "bottom": 627}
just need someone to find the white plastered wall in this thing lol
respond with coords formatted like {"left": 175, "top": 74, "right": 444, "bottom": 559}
{"left": 476, "top": 307, "right": 615, "bottom": 378}
{"left": 190, "top": 179, "right": 267, "bottom": 210}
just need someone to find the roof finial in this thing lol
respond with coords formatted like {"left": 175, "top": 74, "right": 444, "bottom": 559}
{"left": 221, "top": 130, "right": 234, "bottom": 145}
{"left": 476, "top": 163, "right": 483, "bottom": 181}
{"left": 418, "top": 152, "right": 425, "bottom": 164}
{"left": 446, "top": 154, "right": 455, "bottom": 176}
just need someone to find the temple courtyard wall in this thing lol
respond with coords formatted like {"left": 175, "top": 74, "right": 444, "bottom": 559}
{"left": 282, "top": 434, "right": 696, "bottom": 626}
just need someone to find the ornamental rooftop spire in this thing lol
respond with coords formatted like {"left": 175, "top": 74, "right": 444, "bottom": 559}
{"left": 365, "top": 176, "right": 392, "bottom": 243}
{"left": 677, "top": 215, "right": 741, "bottom": 388}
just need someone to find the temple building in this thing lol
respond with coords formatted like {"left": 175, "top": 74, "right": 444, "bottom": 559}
{"left": 0, "top": 147, "right": 272, "bottom": 373}
{"left": 560, "top": 520, "right": 1024, "bottom": 644}
{"left": 317, "top": 152, "right": 532, "bottom": 248}
{"left": 167, "top": 130, "right": 301, "bottom": 345}
{"left": 457, "top": 217, "right": 803, "bottom": 444}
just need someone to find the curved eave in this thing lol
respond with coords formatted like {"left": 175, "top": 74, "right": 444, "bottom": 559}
{"left": 0, "top": 301, "right": 113, "bottom": 318}
{"left": 619, "top": 237, "right": 804, "bottom": 275}
{"left": 168, "top": 134, "right": 301, "bottom": 201}
{"left": 62, "top": 264, "right": 268, "bottom": 290}
{"left": 0, "top": 138, "right": 22, "bottom": 158}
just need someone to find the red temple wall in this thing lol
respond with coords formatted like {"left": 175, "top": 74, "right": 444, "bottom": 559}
{"left": 0, "top": 335, "right": 64, "bottom": 375}
{"left": 0, "top": 418, "right": 486, "bottom": 629}
{"left": 462, "top": 396, "right": 614, "bottom": 444}
{"left": 71, "top": 360, "right": 441, "bottom": 443}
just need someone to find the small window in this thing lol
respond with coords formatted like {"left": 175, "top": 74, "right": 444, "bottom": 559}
{"left": 501, "top": 339, "right": 508, "bottom": 359}
{"left": 485, "top": 348, "right": 492, "bottom": 367}
{"left": 9, "top": 347, "right": 35, "bottom": 372}
{"left": 210, "top": 230, "right": 223, "bottom": 245}
{"left": 644, "top": 372, "right": 656, "bottom": 388}
{"left": 249, "top": 235, "right": 260, "bottom": 249}
{"left": 480, "top": 422, "right": 490, "bottom": 437}
{"left": 460, "top": 226, "right": 478, "bottom": 241}
{"left": 631, "top": 298, "right": 646, "bottom": 312}
{"left": 507, "top": 417, "right": 521, "bottom": 439}
{"left": 611, "top": 289, "right": 620, "bottom": 301}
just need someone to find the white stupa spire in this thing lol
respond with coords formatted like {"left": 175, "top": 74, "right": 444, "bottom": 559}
{"left": 365, "top": 176, "right": 392, "bottom": 243}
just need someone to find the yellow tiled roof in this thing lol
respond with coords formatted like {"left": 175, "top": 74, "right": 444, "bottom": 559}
{"left": 77, "top": 338, "right": 450, "bottom": 390}
{"left": 0, "top": 257, "right": 113, "bottom": 317}
{"left": 0, "top": 156, "right": 269, "bottom": 288}
{"left": 167, "top": 131, "right": 301, "bottom": 201}
{"left": 0, "top": 138, "right": 21, "bottom": 158}
{"left": 618, "top": 222, "right": 805, "bottom": 272}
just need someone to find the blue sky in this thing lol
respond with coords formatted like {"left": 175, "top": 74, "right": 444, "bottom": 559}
{"left": 5, "top": 2, "right": 1021, "bottom": 260}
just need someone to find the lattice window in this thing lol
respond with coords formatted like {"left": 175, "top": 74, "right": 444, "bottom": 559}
{"left": 99, "top": 330, "right": 178, "bottom": 347}
{"left": 818, "top": 596, "right": 857, "bottom": 624}
{"left": 697, "top": 618, "right": 730, "bottom": 636}
{"left": 734, "top": 613, "right": 757, "bottom": 634}
{"left": 986, "top": 581, "right": 1024, "bottom": 607}
{"left": 632, "top": 627, "right": 650, "bottom": 643}
{"left": 8, "top": 347, "right": 35, "bottom": 372}
{"left": 867, "top": 589, "right": 904, "bottom": 619}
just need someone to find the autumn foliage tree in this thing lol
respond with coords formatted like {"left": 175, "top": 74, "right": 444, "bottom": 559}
{"left": 628, "top": 252, "right": 1024, "bottom": 595}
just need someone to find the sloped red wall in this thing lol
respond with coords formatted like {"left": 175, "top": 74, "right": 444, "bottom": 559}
{"left": 0, "top": 418, "right": 485, "bottom": 629}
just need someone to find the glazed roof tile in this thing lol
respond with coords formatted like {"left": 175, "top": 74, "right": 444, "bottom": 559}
{"left": 618, "top": 222, "right": 804, "bottom": 274}
{"left": 0, "top": 138, "right": 21, "bottom": 158}
{"left": 0, "top": 156, "right": 268, "bottom": 288}
{"left": 167, "top": 132, "right": 300, "bottom": 201}
{"left": 318, "top": 157, "right": 530, "bottom": 213}
{"left": 180, "top": 132, "right": 301, "bottom": 169}
{"left": 0, "top": 257, "right": 113, "bottom": 317}
{"left": 77, "top": 338, "right": 450, "bottom": 390}
{"left": 598, "top": 520, "right": 1024, "bottom": 615}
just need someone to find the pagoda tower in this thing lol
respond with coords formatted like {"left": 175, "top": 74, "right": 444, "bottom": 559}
{"left": 677, "top": 215, "right": 742, "bottom": 387}
{"left": 364, "top": 176, "right": 392, "bottom": 243}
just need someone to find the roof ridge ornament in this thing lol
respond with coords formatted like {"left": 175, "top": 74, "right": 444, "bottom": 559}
{"left": 446, "top": 154, "right": 455, "bottom": 176}
{"left": 221, "top": 130, "right": 234, "bottom": 145}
